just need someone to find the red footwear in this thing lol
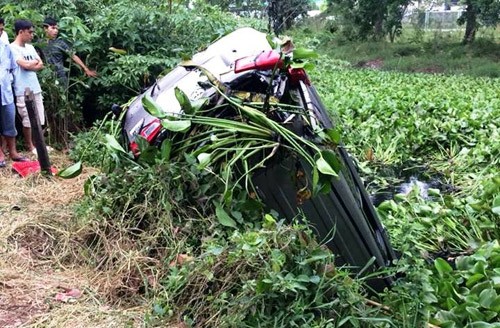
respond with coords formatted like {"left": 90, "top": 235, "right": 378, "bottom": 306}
{"left": 12, "top": 160, "right": 58, "bottom": 177}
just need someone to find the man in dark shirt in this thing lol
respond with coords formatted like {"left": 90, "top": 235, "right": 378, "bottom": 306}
{"left": 42, "top": 17, "right": 97, "bottom": 86}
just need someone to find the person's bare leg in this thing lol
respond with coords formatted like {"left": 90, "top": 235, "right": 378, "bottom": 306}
{"left": 5, "top": 136, "right": 21, "bottom": 159}
{"left": 1, "top": 136, "right": 6, "bottom": 154}
{"left": 22, "top": 127, "right": 35, "bottom": 152}
{"left": 0, "top": 145, "right": 5, "bottom": 163}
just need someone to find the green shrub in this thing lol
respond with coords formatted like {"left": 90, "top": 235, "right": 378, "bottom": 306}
{"left": 431, "top": 242, "right": 500, "bottom": 327}
{"left": 69, "top": 118, "right": 115, "bottom": 167}
{"left": 151, "top": 218, "right": 389, "bottom": 327}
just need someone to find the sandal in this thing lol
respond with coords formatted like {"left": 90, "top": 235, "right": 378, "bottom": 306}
{"left": 11, "top": 156, "right": 29, "bottom": 162}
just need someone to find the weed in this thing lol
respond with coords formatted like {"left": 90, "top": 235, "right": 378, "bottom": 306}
{"left": 150, "top": 218, "right": 390, "bottom": 327}
{"left": 302, "top": 26, "right": 500, "bottom": 77}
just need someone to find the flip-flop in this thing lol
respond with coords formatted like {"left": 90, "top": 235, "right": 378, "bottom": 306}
{"left": 0, "top": 160, "right": 5, "bottom": 168}
{"left": 11, "top": 156, "right": 29, "bottom": 162}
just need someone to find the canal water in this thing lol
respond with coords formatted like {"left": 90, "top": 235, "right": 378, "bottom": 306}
{"left": 367, "top": 163, "right": 456, "bottom": 206}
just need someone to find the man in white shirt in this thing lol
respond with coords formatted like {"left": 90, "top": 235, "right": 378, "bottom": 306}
{"left": 0, "top": 18, "right": 9, "bottom": 44}
{"left": 10, "top": 19, "right": 45, "bottom": 153}
{"left": 0, "top": 38, "right": 26, "bottom": 164}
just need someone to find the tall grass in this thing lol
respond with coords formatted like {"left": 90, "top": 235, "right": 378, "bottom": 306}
{"left": 294, "top": 22, "right": 500, "bottom": 77}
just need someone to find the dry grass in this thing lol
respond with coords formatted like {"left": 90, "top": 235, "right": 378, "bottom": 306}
{"left": 0, "top": 151, "right": 152, "bottom": 327}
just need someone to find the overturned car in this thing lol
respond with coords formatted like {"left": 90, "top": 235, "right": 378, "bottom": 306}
{"left": 121, "top": 28, "right": 396, "bottom": 291}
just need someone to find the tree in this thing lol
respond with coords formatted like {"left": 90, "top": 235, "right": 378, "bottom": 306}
{"left": 458, "top": 0, "right": 500, "bottom": 43}
{"left": 0, "top": 0, "right": 255, "bottom": 140}
{"left": 327, "top": 0, "right": 411, "bottom": 41}
{"left": 205, "top": 0, "right": 267, "bottom": 17}
{"left": 386, "top": 0, "right": 411, "bottom": 42}
{"left": 268, "top": 0, "right": 313, "bottom": 35}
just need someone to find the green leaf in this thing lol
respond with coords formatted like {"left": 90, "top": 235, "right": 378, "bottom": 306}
{"left": 483, "top": 310, "right": 499, "bottom": 321}
{"left": 309, "top": 275, "right": 321, "bottom": 284}
{"left": 206, "top": 246, "right": 224, "bottom": 256}
{"left": 434, "top": 309, "right": 458, "bottom": 323}
{"left": 197, "top": 152, "right": 211, "bottom": 169}
{"left": 479, "top": 288, "right": 497, "bottom": 309}
{"left": 57, "top": 161, "right": 82, "bottom": 179}
{"left": 256, "top": 279, "right": 272, "bottom": 294}
{"left": 457, "top": 256, "right": 475, "bottom": 270}
{"left": 325, "top": 128, "right": 341, "bottom": 144}
{"left": 299, "top": 251, "right": 331, "bottom": 265}
{"left": 337, "top": 317, "right": 354, "bottom": 327}
{"left": 109, "top": 46, "right": 127, "bottom": 55}
{"left": 466, "top": 274, "right": 485, "bottom": 288}
{"left": 191, "top": 97, "right": 209, "bottom": 114}
{"left": 293, "top": 47, "right": 318, "bottom": 60}
{"left": 472, "top": 261, "right": 486, "bottom": 275}
{"left": 296, "top": 274, "right": 311, "bottom": 282}
{"left": 153, "top": 303, "right": 166, "bottom": 316}
{"left": 290, "top": 62, "right": 315, "bottom": 70}
{"left": 174, "top": 87, "right": 194, "bottom": 114}
{"left": 492, "top": 272, "right": 500, "bottom": 286}
{"left": 161, "top": 119, "right": 191, "bottom": 132}
{"left": 464, "top": 322, "right": 496, "bottom": 328}
{"left": 445, "top": 297, "right": 459, "bottom": 310}
{"left": 142, "top": 95, "right": 167, "bottom": 119}
{"left": 322, "top": 149, "right": 343, "bottom": 173}
{"left": 231, "top": 211, "right": 243, "bottom": 224}
{"left": 138, "top": 146, "right": 158, "bottom": 165}
{"left": 192, "top": 116, "right": 271, "bottom": 137}
{"left": 266, "top": 34, "right": 276, "bottom": 48}
{"left": 465, "top": 306, "right": 485, "bottom": 321}
{"left": 316, "top": 156, "right": 336, "bottom": 176}
{"left": 471, "top": 281, "right": 493, "bottom": 296}
{"left": 215, "top": 204, "right": 237, "bottom": 228}
{"left": 490, "top": 295, "right": 500, "bottom": 312}
{"left": 135, "top": 135, "right": 149, "bottom": 152}
{"left": 304, "top": 62, "right": 315, "bottom": 70}
{"left": 492, "top": 195, "right": 500, "bottom": 215}
{"left": 290, "top": 282, "right": 308, "bottom": 291}
{"left": 160, "top": 139, "right": 172, "bottom": 161}
{"left": 105, "top": 134, "right": 127, "bottom": 154}
{"left": 435, "top": 258, "right": 453, "bottom": 277}
{"left": 263, "top": 214, "right": 276, "bottom": 229}
{"left": 312, "top": 166, "right": 320, "bottom": 194}
{"left": 317, "top": 174, "right": 332, "bottom": 194}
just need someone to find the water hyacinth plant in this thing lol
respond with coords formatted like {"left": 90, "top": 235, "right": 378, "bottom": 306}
{"left": 138, "top": 54, "right": 343, "bottom": 205}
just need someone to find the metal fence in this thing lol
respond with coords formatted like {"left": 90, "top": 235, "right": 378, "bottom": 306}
{"left": 403, "top": 9, "right": 464, "bottom": 30}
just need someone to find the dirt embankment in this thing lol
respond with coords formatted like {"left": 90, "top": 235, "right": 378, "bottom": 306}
{"left": 0, "top": 153, "right": 146, "bottom": 327}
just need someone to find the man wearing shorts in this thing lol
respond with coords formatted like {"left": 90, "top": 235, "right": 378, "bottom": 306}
{"left": 0, "top": 37, "right": 25, "bottom": 165}
{"left": 10, "top": 19, "right": 45, "bottom": 153}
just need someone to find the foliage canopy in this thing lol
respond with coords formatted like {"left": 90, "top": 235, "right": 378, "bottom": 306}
{"left": 327, "top": 0, "right": 412, "bottom": 41}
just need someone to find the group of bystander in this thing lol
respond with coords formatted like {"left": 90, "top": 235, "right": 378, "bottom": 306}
{"left": 0, "top": 17, "right": 96, "bottom": 167}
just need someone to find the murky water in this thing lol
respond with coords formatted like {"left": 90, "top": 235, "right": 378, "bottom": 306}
{"left": 366, "top": 163, "right": 456, "bottom": 206}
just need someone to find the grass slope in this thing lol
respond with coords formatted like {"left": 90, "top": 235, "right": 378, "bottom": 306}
{"left": 0, "top": 155, "right": 148, "bottom": 327}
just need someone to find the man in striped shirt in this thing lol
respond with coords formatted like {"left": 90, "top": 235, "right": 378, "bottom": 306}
{"left": 42, "top": 17, "right": 97, "bottom": 87}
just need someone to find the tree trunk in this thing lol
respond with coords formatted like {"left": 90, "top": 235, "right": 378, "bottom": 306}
{"left": 373, "top": 2, "right": 386, "bottom": 40}
{"left": 374, "top": 17, "right": 384, "bottom": 39}
{"left": 462, "top": 1, "right": 477, "bottom": 44}
{"left": 389, "top": 27, "right": 396, "bottom": 43}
